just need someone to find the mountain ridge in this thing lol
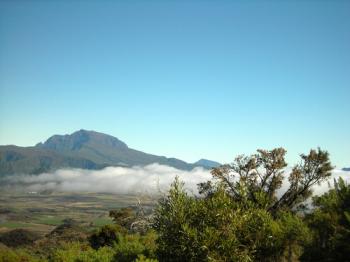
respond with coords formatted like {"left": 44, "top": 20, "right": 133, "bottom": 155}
{"left": 0, "top": 130, "right": 219, "bottom": 176}
{"left": 194, "top": 159, "right": 221, "bottom": 168}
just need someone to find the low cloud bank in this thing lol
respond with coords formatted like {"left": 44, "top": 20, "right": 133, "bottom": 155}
{"left": 0, "top": 164, "right": 212, "bottom": 195}
{"left": 0, "top": 164, "right": 349, "bottom": 197}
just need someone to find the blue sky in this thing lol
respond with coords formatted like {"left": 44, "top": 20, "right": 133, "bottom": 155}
{"left": 0, "top": 0, "right": 349, "bottom": 167}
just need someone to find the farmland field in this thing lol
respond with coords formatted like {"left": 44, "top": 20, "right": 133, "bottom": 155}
{"left": 0, "top": 191, "right": 156, "bottom": 236}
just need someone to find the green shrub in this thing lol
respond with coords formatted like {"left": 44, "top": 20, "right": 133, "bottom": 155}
{"left": 153, "top": 177, "right": 310, "bottom": 261}
{"left": 0, "top": 244, "right": 40, "bottom": 262}
{"left": 89, "top": 224, "right": 127, "bottom": 249}
{"left": 0, "top": 229, "right": 40, "bottom": 247}
{"left": 113, "top": 231, "right": 157, "bottom": 262}
{"left": 302, "top": 177, "right": 350, "bottom": 261}
{"left": 134, "top": 254, "right": 158, "bottom": 262}
{"left": 48, "top": 219, "right": 88, "bottom": 242}
{"left": 51, "top": 242, "right": 114, "bottom": 262}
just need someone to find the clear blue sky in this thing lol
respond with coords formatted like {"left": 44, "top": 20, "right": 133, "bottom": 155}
{"left": 0, "top": 0, "right": 349, "bottom": 167}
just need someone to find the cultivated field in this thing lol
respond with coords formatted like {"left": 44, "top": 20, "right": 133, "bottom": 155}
{"left": 0, "top": 191, "right": 156, "bottom": 236}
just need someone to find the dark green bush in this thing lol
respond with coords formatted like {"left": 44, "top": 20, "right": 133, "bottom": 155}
{"left": 302, "top": 177, "right": 350, "bottom": 261}
{"left": 89, "top": 224, "right": 127, "bottom": 249}
{"left": 0, "top": 229, "right": 40, "bottom": 247}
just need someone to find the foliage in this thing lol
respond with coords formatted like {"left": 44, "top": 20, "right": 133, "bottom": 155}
{"left": 89, "top": 224, "right": 127, "bottom": 249}
{"left": 200, "top": 148, "right": 332, "bottom": 214}
{"left": 0, "top": 228, "right": 40, "bottom": 247}
{"left": 48, "top": 219, "right": 88, "bottom": 243}
{"left": 113, "top": 231, "right": 157, "bottom": 262}
{"left": 134, "top": 254, "right": 158, "bottom": 262}
{"left": 154, "top": 148, "right": 331, "bottom": 261}
{"left": 109, "top": 205, "right": 152, "bottom": 235}
{"left": 0, "top": 244, "right": 40, "bottom": 262}
{"left": 301, "top": 177, "right": 350, "bottom": 261}
{"left": 154, "top": 176, "right": 311, "bottom": 261}
{"left": 109, "top": 208, "right": 136, "bottom": 229}
{"left": 88, "top": 221, "right": 157, "bottom": 261}
{"left": 51, "top": 242, "right": 115, "bottom": 262}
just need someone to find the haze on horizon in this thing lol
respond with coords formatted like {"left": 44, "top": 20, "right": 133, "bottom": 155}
{"left": 0, "top": 0, "right": 349, "bottom": 167}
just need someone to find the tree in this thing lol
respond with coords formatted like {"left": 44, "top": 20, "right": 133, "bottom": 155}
{"left": 153, "top": 176, "right": 311, "bottom": 261}
{"left": 200, "top": 148, "right": 332, "bottom": 214}
{"left": 154, "top": 148, "right": 332, "bottom": 261}
{"left": 89, "top": 224, "right": 127, "bottom": 249}
{"left": 109, "top": 208, "right": 136, "bottom": 229}
{"left": 302, "top": 177, "right": 350, "bottom": 261}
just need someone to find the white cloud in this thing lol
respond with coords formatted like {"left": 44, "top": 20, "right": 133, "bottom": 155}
{"left": 0, "top": 164, "right": 212, "bottom": 195}
{"left": 1, "top": 165, "right": 349, "bottom": 198}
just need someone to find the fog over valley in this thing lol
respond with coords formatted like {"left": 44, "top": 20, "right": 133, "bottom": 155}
{"left": 1, "top": 164, "right": 349, "bottom": 198}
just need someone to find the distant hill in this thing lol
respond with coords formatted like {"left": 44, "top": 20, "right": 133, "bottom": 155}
{"left": 194, "top": 159, "right": 221, "bottom": 168}
{"left": 0, "top": 130, "right": 218, "bottom": 176}
{"left": 342, "top": 167, "right": 350, "bottom": 172}
{"left": 0, "top": 145, "right": 103, "bottom": 175}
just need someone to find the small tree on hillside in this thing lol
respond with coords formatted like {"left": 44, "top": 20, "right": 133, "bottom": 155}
{"left": 199, "top": 147, "right": 333, "bottom": 214}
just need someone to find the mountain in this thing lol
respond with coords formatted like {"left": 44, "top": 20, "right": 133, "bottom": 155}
{"left": 0, "top": 130, "right": 218, "bottom": 176}
{"left": 194, "top": 159, "right": 221, "bottom": 168}
{"left": 0, "top": 145, "right": 104, "bottom": 175}
{"left": 342, "top": 167, "right": 350, "bottom": 172}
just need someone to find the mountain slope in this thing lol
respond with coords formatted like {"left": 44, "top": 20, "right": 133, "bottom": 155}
{"left": 36, "top": 130, "right": 193, "bottom": 169}
{"left": 194, "top": 159, "right": 221, "bottom": 168}
{"left": 0, "top": 130, "right": 215, "bottom": 175}
{"left": 0, "top": 145, "right": 104, "bottom": 176}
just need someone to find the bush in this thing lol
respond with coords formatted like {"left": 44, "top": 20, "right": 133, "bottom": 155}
{"left": 134, "top": 254, "right": 158, "bottom": 262}
{"left": 113, "top": 231, "right": 157, "bottom": 262}
{"left": 48, "top": 219, "right": 88, "bottom": 242}
{"left": 301, "top": 177, "right": 350, "bottom": 261}
{"left": 153, "top": 177, "right": 310, "bottom": 261}
{"left": 89, "top": 224, "right": 127, "bottom": 249}
{"left": 51, "top": 242, "right": 115, "bottom": 262}
{"left": 0, "top": 229, "right": 40, "bottom": 247}
{"left": 0, "top": 243, "right": 39, "bottom": 262}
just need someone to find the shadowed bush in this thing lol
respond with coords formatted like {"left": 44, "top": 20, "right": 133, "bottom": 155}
{"left": 89, "top": 224, "right": 127, "bottom": 249}
{"left": 0, "top": 229, "right": 40, "bottom": 247}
